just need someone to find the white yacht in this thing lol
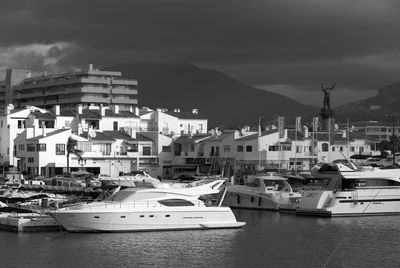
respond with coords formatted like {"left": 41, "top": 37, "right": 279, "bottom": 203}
{"left": 222, "top": 173, "right": 302, "bottom": 211}
{"left": 297, "top": 162, "right": 400, "bottom": 217}
{"left": 50, "top": 180, "right": 245, "bottom": 232}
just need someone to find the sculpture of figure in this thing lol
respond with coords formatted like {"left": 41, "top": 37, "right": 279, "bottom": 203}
{"left": 321, "top": 82, "right": 336, "bottom": 110}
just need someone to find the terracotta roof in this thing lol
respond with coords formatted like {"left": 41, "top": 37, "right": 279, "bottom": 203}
{"left": 30, "top": 110, "right": 56, "bottom": 120}
{"left": 26, "top": 129, "right": 69, "bottom": 141}
{"left": 82, "top": 130, "right": 153, "bottom": 142}
{"left": 81, "top": 131, "right": 115, "bottom": 141}
{"left": 174, "top": 133, "right": 211, "bottom": 144}
{"left": 164, "top": 111, "right": 206, "bottom": 120}
{"left": 237, "top": 129, "right": 278, "bottom": 141}
{"left": 104, "top": 110, "right": 139, "bottom": 118}
{"left": 204, "top": 132, "right": 234, "bottom": 142}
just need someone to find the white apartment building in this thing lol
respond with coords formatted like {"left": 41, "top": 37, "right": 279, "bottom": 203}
{"left": 0, "top": 105, "right": 35, "bottom": 175}
{"left": 5, "top": 64, "right": 138, "bottom": 111}
{"left": 139, "top": 107, "right": 207, "bottom": 136}
{"left": 14, "top": 127, "right": 165, "bottom": 178}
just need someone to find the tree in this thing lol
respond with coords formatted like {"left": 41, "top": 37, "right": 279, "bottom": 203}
{"left": 66, "top": 136, "right": 83, "bottom": 174}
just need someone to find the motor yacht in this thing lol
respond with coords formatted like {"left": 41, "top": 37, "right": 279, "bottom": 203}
{"left": 222, "top": 173, "right": 302, "bottom": 211}
{"left": 50, "top": 179, "right": 245, "bottom": 232}
{"left": 297, "top": 162, "right": 400, "bottom": 216}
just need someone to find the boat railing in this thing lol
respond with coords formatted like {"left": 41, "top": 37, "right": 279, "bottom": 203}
{"left": 75, "top": 200, "right": 206, "bottom": 210}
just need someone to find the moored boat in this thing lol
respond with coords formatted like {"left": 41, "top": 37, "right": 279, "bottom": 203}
{"left": 297, "top": 162, "right": 400, "bottom": 217}
{"left": 222, "top": 173, "right": 302, "bottom": 211}
{"left": 50, "top": 179, "right": 245, "bottom": 232}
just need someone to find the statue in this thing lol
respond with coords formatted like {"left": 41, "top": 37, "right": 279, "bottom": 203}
{"left": 319, "top": 82, "right": 336, "bottom": 131}
{"left": 321, "top": 82, "right": 335, "bottom": 111}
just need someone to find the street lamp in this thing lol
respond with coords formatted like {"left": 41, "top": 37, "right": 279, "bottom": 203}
{"left": 78, "top": 159, "right": 86, "bottom": 170}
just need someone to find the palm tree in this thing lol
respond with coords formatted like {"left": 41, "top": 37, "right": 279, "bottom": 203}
{"left": 66, "top": 136, "right": 83, "bottom": 174}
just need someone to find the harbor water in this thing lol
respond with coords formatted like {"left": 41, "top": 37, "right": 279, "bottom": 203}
{"left": 1, "top": 209, "right": 400, "bottom": 268}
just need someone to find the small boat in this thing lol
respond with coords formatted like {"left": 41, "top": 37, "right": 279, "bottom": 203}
{"left": 222, "top": 173, "right": 302, "bottom": 211}
{"left": 50, "top": 179, "right": 245, "bottom": 232}
{"left": 297, "top": 161, "right": 400, "bottom": 217}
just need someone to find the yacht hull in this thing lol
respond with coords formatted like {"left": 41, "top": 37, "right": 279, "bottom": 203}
{"left": 51, "top": 207, "right": 244, "bottom": 232}
{"left": 297, "top": 188, "right": 400, "bottom": 217}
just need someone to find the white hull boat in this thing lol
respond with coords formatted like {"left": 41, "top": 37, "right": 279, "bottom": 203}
{"left": 297, "top": 162, "right": 400, "bottom": 217}
{"left": 50, "top": 180, "right": 245, "bottom": 232}
{"left": 223, "top": 173, "right": 301, "bottom": 211}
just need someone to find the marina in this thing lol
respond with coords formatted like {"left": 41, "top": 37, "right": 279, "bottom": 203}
{"left": 2, "top": 1, "right": 400, "bottom": 267}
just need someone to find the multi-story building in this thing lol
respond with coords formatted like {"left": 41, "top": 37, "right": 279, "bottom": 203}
{"left": 139, "top": 107, "right": 207, "bottom": 136}
{"left": 4, "top": 64, "right": 138, "bottom": 111}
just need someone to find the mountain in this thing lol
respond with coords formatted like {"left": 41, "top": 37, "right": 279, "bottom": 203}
{"left": 108, "top": 63, "right": 318, "bottom": 127}
{"left": 334, "top": 82, "right": 400, "bottom": 122}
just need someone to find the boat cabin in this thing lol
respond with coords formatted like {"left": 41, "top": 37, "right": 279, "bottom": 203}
{"left": 245, "top": 173, "right": 293, "bottom": 193}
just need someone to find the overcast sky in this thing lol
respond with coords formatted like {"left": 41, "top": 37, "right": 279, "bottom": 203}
{"left": 1, "top": 0, "right": 400, "bottom": 106}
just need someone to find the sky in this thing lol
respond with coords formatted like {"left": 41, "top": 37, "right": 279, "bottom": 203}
{"left": 1, "top": 0, "right": 400, "bottom": 107}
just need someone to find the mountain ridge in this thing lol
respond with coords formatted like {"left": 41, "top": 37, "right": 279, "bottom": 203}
{"left": 107, "top": 62, "right": 318, "bottom": 127}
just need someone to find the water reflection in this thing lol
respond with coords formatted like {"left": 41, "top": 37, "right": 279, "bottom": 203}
{"left": 1, "top": 211, "right": 400, "bottom": 267}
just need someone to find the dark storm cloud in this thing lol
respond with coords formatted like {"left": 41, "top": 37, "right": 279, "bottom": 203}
{"left": 1, "top": 0, "right": 400, "bottom": 101}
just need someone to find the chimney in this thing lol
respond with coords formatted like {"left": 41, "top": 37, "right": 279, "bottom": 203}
{"left": 42, "top": 125, "right": 46, "bottom": 137}
{"left": 173, "top": 108, "right": 180, "bottom": 113}
{"left": 101, "top": 106, "right": 107, "bottom": 117}
{"left": 26, "top": 71, "right": 32, "bottom": 79}
{"left": 54, "top": 105, "right": 60, "bottom": 116}
{"left": 77, "top": 104, "right": 83, "bottom": 115}
{"left": 134, "top": 107, "right": 139, "bottom": 116}
{"left": 129, "top": 106, "right": 133, "bottom": 113}
{"left": 342, "top": 129, "right": 347, "bottom": 138}
{"left": 131, "top": 130, "right": 136, "bottom": 139}
{"left": 88, "top": 63, "right": 93, "bottom": 71}
{"left": 78, "top": 123, "right": 83, "bottom": 135}
{"left": 114, "top": 105, "right": 119, "bottom": 114}
{"left": 192, "top": 109, "right": 198, "bottom": 115}
{"left": 303, "top": 126, "right": 309, "bottom": 138}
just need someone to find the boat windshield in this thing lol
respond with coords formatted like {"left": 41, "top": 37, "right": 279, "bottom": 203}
{"left": 104, "top": 190, "right": 135, "bottom": 202}
{"left": 263, "top": 180, "right": 289, "bottom": 191}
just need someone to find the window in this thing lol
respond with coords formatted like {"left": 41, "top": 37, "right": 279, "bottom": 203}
{"left": 162, "top": 146, "right": 171, "bottom": 152}
{"left": 28, "top": 157, "right": 34, "bottom": 163}
{"left": 269, "top": 145, "right": 279, "bottom": 151}
{"left": 237, "top": 145, "right": 243, "bottom": 152}
{"left": 65, "top": 121, "right": 70, "bottom": 128}
{"left": 190, "top": 144, "right": 195, "bottom": 152}
{"left": 215, "top": 146, "right": 220, "bottom": 156}
{"left": 27, "top": 144, "right": 36, "bottom": 151}
{"left": 18, "top": 120, "right": 25, "bottom": 129}
{"left": 224, "top": 145, "right": 231, "bottom": 152}
{"left": 296, "top": 146, "right": 302, "bottom": 153}
{"left": 37, "top": 144, "right": 47, "bottom": 151}
{"left": 340, "top": 146, "right": 343, "bottom": 152}
{"left": 322, "top": 143, "right": 329, "bottom": 152}
{"left": 350, "top": 146, "right": 355, "bottom": 152}
{"left": 0, "top": 121, "right": 2, "bottom": 127}
{"left": 158, "top": 199, "right": 195, "bottom": 207}
{"left": 101, "top": 144, "right": 111, "bottom": 155}
{"left": 332, "top": 146, "right": 335, "bottom": 152}
{"left": 18, "top": 144, "right": 25, "bottom": 151}
{"left": 120, "top": 146, "right": 127, "bottom": 156}
{"left": 143, "top": 146, "right": 151, "bottom": 156}
{"left": 210, "top": 146, "right": 215, "bottom": 156}
{"left": 56, "top": 144, "right": 65, "bottom": 155}
{"left": 113, "top": 121, "right": 118, "bottom": 131}
{"left": 77, "top": 141, "right": 92, "bottom": 152}
{"left": 246, "top": 145, "right": 252, "bottom": 152}
{"left": 281, "top": 145, "right": 291, "bottom": 151}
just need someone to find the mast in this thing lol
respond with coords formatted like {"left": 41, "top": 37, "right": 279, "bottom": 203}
{"left": 258, "top": 116, "right": 262, "bottom": 169}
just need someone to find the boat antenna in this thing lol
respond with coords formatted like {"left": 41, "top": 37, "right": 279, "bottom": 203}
{"left": 339, "top": 151, "right": 357, "bottom": 170}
